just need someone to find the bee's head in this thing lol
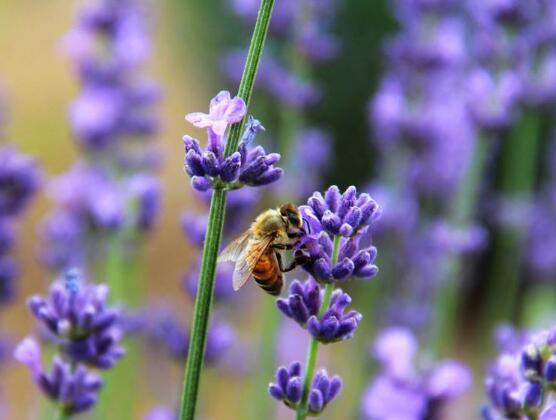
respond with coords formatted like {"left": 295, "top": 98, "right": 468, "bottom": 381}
{"left": 280, "top": 203, "right": 302, "bottom": 229}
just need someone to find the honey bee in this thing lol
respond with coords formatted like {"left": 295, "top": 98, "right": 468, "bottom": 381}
{"left": 218, "top": 203, "right": 305, "bottom": 295}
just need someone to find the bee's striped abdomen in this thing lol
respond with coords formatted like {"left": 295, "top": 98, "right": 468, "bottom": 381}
{"left": 252, "top": 251, "right": 283, "bottom": 295}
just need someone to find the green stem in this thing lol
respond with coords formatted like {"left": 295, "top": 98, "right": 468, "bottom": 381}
{"left": 223, "top": 0, "right": 275, "bottom": 158}
{"left": 296, "top": 236, "right": 340, "bottom": 420}
{"left": 430, "top": 136, "right": 491, "bottom": 355}
{"left": 483, "top": 111, "right": 542, "bottom": 336}
{"left": 179, "top": 4, "right": 274, "bottom": 418}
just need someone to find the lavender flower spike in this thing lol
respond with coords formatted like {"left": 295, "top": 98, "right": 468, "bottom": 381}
{"left": 296, "top": 186, "right": 380, "bottom": 283}
{"left": 183, "top": 92, "right": 283, "bottom": 191}
{"left": 277, "top": 277, "right": 362, "bottom": 343}
{"left": 362, "top": 327, "right": 471, "bottom": 419}
{"left": 269, "top": 361, "right": 342, "bottom": 415}
{"left": 27, "top": 269, "right": 124, "bottom": 369}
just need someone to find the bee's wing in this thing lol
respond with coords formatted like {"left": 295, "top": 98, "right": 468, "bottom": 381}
{"left": 218, "top": 231, "right": 251, "bottom": 263}
{"left": 232, "top": 236, "right": 274, "bottom": 291}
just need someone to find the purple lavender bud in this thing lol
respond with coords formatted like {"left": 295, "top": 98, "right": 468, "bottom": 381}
{"left": 321, "top": 210, "right": 341, "bottom": 235}
{"left": 313, "top": 258, "right": 332, "bottom": 281}
{"left": 521, "top": 344, "right": 542, "bottom": 377}
{"left": 268, "top": 383, "right": 285, "bottom": 400}
{"left": 191, "top": 176, "right": 212, "bottom": 192}
{"left": 308, "top": 370, "right": 342, "bottom": 415}
{"left": 308, "top": 389, "right": 324, "bottom": 413}
{"left": 183, "top": 135, "right": 202, "bottom": 155}
{"left": 184, "top": 149, "right": 205, "bottom": 177}
{"left": 240, "top": 116, "right": 265, "bottom": 146}
{"left": 331, "top": 257, "right": 354, "bottom": 280}
{"left": 288, "top": 361, "right": 302, "bottom": 377}
{"left": 201, "top": 152, "right": 220, "bottom": 177}
{"left": 286, "top": 377, "right": 302, "bottom": 403}
{"left": 308, "top": 193, "right": 327, "bottom": 219}
{"left": 324, "top": 186, "right": 341, "bottom": 213}
{"left": 524, "top": 382, "right": 543, "bottom": 410}
{"left": 220, "top": 153, "right": 242, "bottom": 183}
{"left": 248, "top": 167, "right": 283, "bottom": 186}
{"left": 544, "top": 356, "right": 556, "bottom": 382}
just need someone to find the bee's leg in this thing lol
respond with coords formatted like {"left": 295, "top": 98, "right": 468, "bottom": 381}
{"left": 275, "top": 252, "right": 298, "bottom": 273}
{"left": 272, "top": 243, "right": 294, "bottom": 251}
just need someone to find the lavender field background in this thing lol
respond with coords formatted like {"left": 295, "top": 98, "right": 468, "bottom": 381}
{"left": 1, "top": 0, "right": 556, "bottom": 419}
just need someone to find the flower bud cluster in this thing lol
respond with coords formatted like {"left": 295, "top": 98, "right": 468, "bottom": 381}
{"left": 277, "top": 278, "right": 362, "bottom": 343}
{"left": 15, "top": 269, "right": 124, "bottom": 416}
{"left": 183, "top": 91, "right": 283, "bottom": 191}
{"left": 269, "top": 361, "right": 342, "bottom": 416}
{"left": 296, "top": 186, "right": 380, "bottom": 283}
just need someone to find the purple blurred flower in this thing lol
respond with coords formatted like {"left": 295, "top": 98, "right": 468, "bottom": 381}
{"left": 40, "top": 211, "right": 84, "bottom": 272}
{"left": 14, "top": 337, "right": 103, "bottom": 415}
{"left": 126, "top": 173, "right": 161, "bottom": 231}
{"left": 277, "top": 128, "right": 331, "bottom": 201}
{"left": 183, "top": 97, "right": 283, "bottom": 191}
{"left": 144, "top": 406, "right": 176, "bottom": 420}
{"left": 230, "top": 0, "right": 296, "bottom": 33}
{"left": 63, "top": 0, "right": 160, "bottom": 151}
{"left": 0, "top": 220, "right": 14, "bottom": 256}
{"left": 362, "top": 327, "right": 472, "bottom": 419}
{"left": 0, "top": 147, "right": 40, "bottom": 217}
{"left": 386, "top": 16, "right": 466, "bottom": 71}
{"left": 466, "top": 68, "right": 521, "bottom": 130}
{"left": 183, "top": 257, "right": 235, "bottom": 301}
{"left": 222, "top": 51, "right": 320, "bottom": 109}
{"left": 0, "top": 258, "right": 16, "bottom": 304}
{"left": 151, "top": 313, "right": 234, "bottom": 365}
{"left": 181, "top": 187, "right": 259, "bottom": 246}
{"left": 27, "top": 269, "right": 124, "bottom": 369}
{"left": 268, "top": 361, "right": 342, "bottom": 415}
{"left": 49, "top": 163, "right": 125, "bottom": 231}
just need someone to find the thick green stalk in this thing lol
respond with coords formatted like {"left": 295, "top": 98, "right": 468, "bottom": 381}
{"left": 179, "top": 2, "right": 275, "bottom": 418}
{"left": 483, "top": 111, "right": 542, "bottom": 335}
{"left": 430, "top": 137, "right": 490, "bottom": 355}
{"left": 296, "top": 235, "right": 340, "bottom": 420}
{"left": 179, "top": 189, "right": 226, "bottom": 420}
